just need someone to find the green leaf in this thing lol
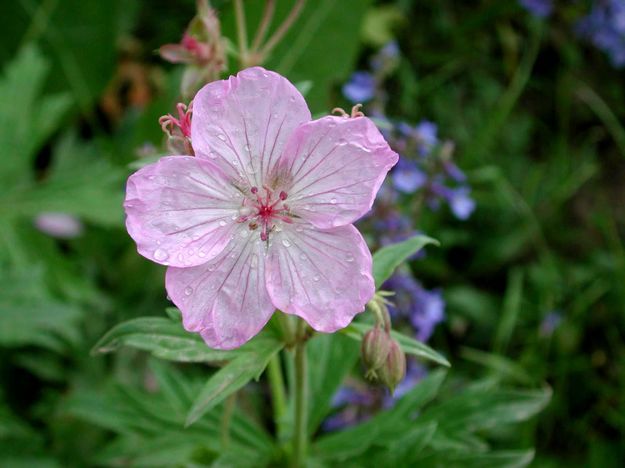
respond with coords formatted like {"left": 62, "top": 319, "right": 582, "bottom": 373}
{"left": 92, "top": 317, "right": 239, "bottom": 363}
{"left": 185, "top": 337, "right": 283, "bottom": 427}
{"left": 0, "top": 268, "right": 81, "bottom": 352}
{"left": 372, "top": 235, "right": 439, "bottom": 288}
{"left": 424, "top": 449, "right": 535, "bottom": 468}
{"left": 341, "top": 321, "right": 450, "bottom": 367}
{"left": 420, "top": 387, "right": 552, "bottom": 433}
{"left": 0, "top": 45, "right": 71, "bottom": 186}
{"left": 306, "top": 333, "right": 360, "bottom": 435}
{"left": 313, "top": 370, "right": 447, "bottom": 460}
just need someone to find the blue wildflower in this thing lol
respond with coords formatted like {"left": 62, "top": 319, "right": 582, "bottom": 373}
{"left": 383, "top": 273, "right": 446, "bottom": 342}
{"left": 540, "top": 311, "right": 563, "bottom": 337}
{"left": 392, "top": 157, "right": 427, "bottom": 193}
{"left": 518, "top": 0, "right": 553, "bottom": 18}
{"left": 577, "top": 0, "right": 625, "bottom": 68}
{"left": 342, "top": 71, "right": 376, "bottom": 103}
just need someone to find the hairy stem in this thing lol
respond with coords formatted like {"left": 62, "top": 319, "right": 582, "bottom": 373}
{"left": 259, "top": 0, "right": 306, "bottom": 58}
{"left": 233, "top": 0, "right": 248, "bottom": 66}
{"left": 220, "top": 392, "right": 236, "bottom": 449}
{"left": 267, "top": 353, "right": 287, "bottom": 439}
{"left": 251, "top": 0, "right": 276, "bottom": 53}
{"left": 291, "top": 320, "right": 308, "bottom": 467}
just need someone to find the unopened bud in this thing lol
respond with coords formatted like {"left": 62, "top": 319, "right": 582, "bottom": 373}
{"left": 378, "top": 340, "right": 406, "bottom": 394}
{"left": 361, "top": 326, "right": 391, "bottom": 378}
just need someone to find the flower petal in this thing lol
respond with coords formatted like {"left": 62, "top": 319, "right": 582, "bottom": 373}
{"left": 124, "top": 156, "right": 243, "bottom": 267}
{"left": 278, "top": 116, "right": 398, "bottom": 229}
{"left": 191, "top": 67, "right": 311, "bottom": 188}
{"left": 265, "top": 222, "right": 374, "bottom": 332}
{"left": 166, "top": 232, "right": 274, "bottom": 349}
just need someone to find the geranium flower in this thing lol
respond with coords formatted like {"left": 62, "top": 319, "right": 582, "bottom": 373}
{"left": 124, "top": 67, "right": 398, "bottom": 349}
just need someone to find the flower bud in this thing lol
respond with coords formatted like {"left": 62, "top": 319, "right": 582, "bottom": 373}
{"left": 378, "top": 339, "right": 406, "bottom": 394}
{"left": 361, "top": 326, "right": 391, "bottom": 378}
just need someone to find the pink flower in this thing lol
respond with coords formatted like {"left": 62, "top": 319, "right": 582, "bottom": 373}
{"left": 124, "top": 67, "right": 398, "bottom": 349}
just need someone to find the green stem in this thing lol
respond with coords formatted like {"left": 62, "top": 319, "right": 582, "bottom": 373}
{"left": 220, "top": 392, "right": 236, "bottom": 449}
{"left": 233, "top": 0, "right": 248, "bottom": 66}
{"left": 267, "top": 353, "right": 287, "bottom": 438}
{"left": 291, "top": 320, "right": 308, "bottom": 467}
{"left": 259, "top": 0, "right": 306, "bottom": 58}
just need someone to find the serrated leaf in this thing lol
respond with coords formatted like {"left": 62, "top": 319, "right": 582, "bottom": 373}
{"left": 185, "top": 338, "right": 283, "bottom": 427}
{"left": 92, "top": 317, "right": 238, "bottom": 363}
{"left": 0, "top": 45, "right": 72, "bottom": 186}
{"left": 372, "top": 235, "right": 439, "bottom": 288}
{"left": 341, "top": 321, "right": 450, "bottom": 367}
{"left": 420, "top": 387, "right": 552, "bottom": 433}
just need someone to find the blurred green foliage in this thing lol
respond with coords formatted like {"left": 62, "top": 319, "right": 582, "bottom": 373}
{"left": 0, "top": 0, "right": 624, "bottom": 466}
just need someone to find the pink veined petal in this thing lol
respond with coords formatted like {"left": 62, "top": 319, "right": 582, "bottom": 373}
{"left": 191, "top": 66, "right": 311, "bottom": 188}
{"left": 166, "top": 230, "right": 274, "bottom": 350}
{"left": 265, "top": 221, "right": 375, "bottom": 333}
{"left": 124, "top": 156, "right": 243, "bottom": 267}
{"left": 277, "top": 116, "right": 398, "bottom": 229}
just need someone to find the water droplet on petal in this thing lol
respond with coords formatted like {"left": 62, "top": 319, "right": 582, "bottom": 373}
{"left": 208, "top": 263, "right": 216, "bottom": 271}
{"left": 184, "top": 286, "right": 193, "bottom": 296}
{"left": 148, "top": 175, "right": 156, "bottom": 181}
{"left": 154, "top": 248, "right": 169, "bottom": 261}
{"left": 244, "top": 144, "right": 250, "bottom": 152}
{"left": 198, "top": 250, "right": 207, "bottom": 258}
{"left": 282, "top": 238, "right": 291, "bottom": 247}
{"left": 250, "top": 254, "right": 258, "bottom": 268}
{"left": 313, "top": 275, "right": 320, "bottom": 282}
{"left": 217, "top": 133, "right": 226, "bottom": 141}
{"left": 346, "top": 253, "right": 354, "bottom": 262}
{"left": 299, "top": 253, "right": 307, "bottom": 261}
{"left": 219, "top": 220, "right": 227, "bottom": 226}
{"left": 240, "top": 229, "right": 249, "bottom": 238}
{"left": 295, "top": 225, "right": 304, "bottom": 232}
{"left": 330, "top": 198, "right": 337, "bottom": 204}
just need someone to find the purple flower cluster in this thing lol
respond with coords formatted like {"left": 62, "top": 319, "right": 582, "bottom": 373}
{"left": 577, "top": 0, "right": 625, "bottom": 68}
{"left": 518, "top": 0, "right": 553, "bottom": 18}
{"left": 343, "top": 43, "right": 475, "bottom": 225}
{"left": 383, "top": 273, "right": 445, "bottom": 343}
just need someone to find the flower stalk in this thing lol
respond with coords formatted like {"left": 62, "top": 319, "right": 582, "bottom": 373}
{"left": 291, "top": 319, "right": 309, "bottom": 467}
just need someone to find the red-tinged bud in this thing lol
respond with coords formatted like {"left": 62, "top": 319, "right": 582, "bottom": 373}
{"left": 378, "top": 339, "right": 406, "bottom": 394}
{"left": 361, "top": 326, "right": 391, "bottom": 379}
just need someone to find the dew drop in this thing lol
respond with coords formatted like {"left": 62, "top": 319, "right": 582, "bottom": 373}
{"left": 198, "top": 250, "right": 207, "bottom": 258}
{"left": 208, "top": 151, "right": 217, "bottom": 159}
{"left": 346, "top": 253, "right": 354, "bottom": 262}
{"left": 148, "top": 175, "right": 156, "bottom": 181}
{"left": 208, "top": 263, "right": 216, "bottom": 271}
{"left": 282, "top": 238, "right": 292, "bottom": 247}
{"left": 219, "top": 220, "right": 227, "bottom": 226}
{"left": 240, "top": 229, "right": 249, "bottom": 238}
{"left": 295, "top": 225, "right": 304, "bottom": 232}
{"left": 299, "top": 253, "right": 307, "bottom": 261}
{"left": 217, "top": 133, "right": 226, "bottom": 141}
{"left": 250, "top": 254, "right": 258, "bottom": 268}
{"left": 313, "top": 275, "right": 320, "bottom": 282}
{"left": 153, "top": 248, "right": 169, "bottom": 261}
{"left": 184, "top": 286, "right": 193, "bottom": 296}
{"left": 330, "top": 198, "right": 337, "bottom": 204}
{"left": 244, "top": 144, "right": 250, "bottom": 152}
{"left": 289, "top": 96, "right": 296, "bottom": 102}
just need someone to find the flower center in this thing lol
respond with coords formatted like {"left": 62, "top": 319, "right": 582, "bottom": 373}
{"left": 237, "top": 186, "right": 292, "bottom": 241}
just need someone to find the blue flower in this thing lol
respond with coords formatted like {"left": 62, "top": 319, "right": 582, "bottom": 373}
{"left": 518, "top": 0, "right": 553, "bottom": 18}
{"left": 371, "top": 41, "right": 400, "bottom": 72}
{"left": 577, "top": 0, "right": 625, "bottom": 68}
{"left": 448, "top": 186, "right": 476, "bottom": 220}
{"left": 342, "top": 71, "right": 376, "bottom": 103}
{"left": 391, "top": 157, "right": 427, "bottom": 193}
{"left": 383, "top": 273, "right": 446, "bottom": 343}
